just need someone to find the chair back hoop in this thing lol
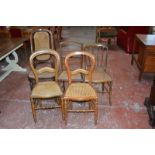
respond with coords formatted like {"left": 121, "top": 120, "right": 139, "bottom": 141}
{"left": 59, "top": 40, "right": 83, "bottom": 71}
{"left": 29, "top": 49, "right": 60, "bottom": 83}
{"left": 83, "top": 43, "right": 108, "bottom": 70}
{"left": 30, "top": 29, "right": 54, "bottom": 53}
{"left": 65, "top": 51, "right": 95, "bottom": 85}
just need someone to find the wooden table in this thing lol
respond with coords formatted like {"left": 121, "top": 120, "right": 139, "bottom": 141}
{"left": 0, "top": 38, "right": 28, "bottom": 82}
{"left": 131, "top": 34, "right": 155, "bottom": 81}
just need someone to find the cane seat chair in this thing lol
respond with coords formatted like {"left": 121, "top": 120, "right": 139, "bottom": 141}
{"left": 28, "top": 29, "right": 55, "bottom": 89}
{"left": 29, "top": 49, "right": 63, "bottom": 122}
{"left": 62, "top": 51, "right": 98, "bottom": 125}
{"left": 83, "top": 43, "right": 112, "bottom": 105}
{"left": 58, "top": 40, "right": 84, "bottom": 90}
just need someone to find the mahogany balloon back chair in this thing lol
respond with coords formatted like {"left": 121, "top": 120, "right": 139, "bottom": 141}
{"left": 62, "top": 51, "right": 98, "bottom": 125}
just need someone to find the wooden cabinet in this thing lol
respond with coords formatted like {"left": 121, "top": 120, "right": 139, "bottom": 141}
{"left": 131, "top": 34, "right": 155, "bottom": 81}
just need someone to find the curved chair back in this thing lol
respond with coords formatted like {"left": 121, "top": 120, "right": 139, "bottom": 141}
{"left": 59, "top": 40, "right": 83, "bottom": 70}
{"left": 29, "top": 49, "right": 60, "bottom": 83}
{"left": 65, "top": 51, "right": 95, "bottom": 85}
{"left": 83, "top": 43, "right": 108, "bottom": 71}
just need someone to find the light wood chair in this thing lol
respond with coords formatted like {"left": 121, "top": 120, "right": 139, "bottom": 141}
{"left": 62, "top": 51, "right": 98, "bottom": 125}
{"left": 28, "top": 29, "right": 55, "bottom": 89}
{"left": 83, "top": 43, "right": 112, "bottom": 105}
{"left": 29, "top": 49, "right": 63, "bottom": 123}
{"left": 58, "top": 40, "right": 84, "bottom": 90}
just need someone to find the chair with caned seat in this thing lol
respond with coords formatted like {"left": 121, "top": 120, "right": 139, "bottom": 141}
{"left": 58, "top": 40, "right": 84, "bottom": 90}
{"left": 62, "top": 51, "right": 98, "bottom": 125}
{"left": 29, "top": 49, "right": 63, "bottom": 122}
{"left": 28, "top": 29, "right": 55, "bottom": 89}
{"left": 83, "top": 43, "right": 112, "bottom": 105}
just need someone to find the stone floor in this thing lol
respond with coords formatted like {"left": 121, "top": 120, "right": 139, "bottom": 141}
{"left": 0, "top": 26, "right": 154, "bottom": 128}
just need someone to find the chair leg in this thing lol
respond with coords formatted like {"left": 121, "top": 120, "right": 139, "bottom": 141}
{"left": 61, "top": 98, "right": 65, "bottom": 120}
{"left": 64, "top": 99, "right": 68, "bottom": 125}
{"left": 109, "top": 82, "right": 112, "bottom": 105}
{"left": 28, "top": 77, "right": 35, "bottom": 90}
{"left": 94, "top": 99, "right": 98, "bottom": 125}
{"left": 102, "top": 83, "right": 105, "bottom": 92}
{"left": 30, "top": 97, "right": 37, "bottom": 123}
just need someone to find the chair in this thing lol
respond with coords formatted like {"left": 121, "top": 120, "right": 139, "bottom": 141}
{"left": 28, "top": 29, "right": 55, "bottom": 89}
{"left": 58, "top": 40, "right": 84, "bottom": 90}
{"left": 62, "top": 51, "right": 98, "bottom": 125}
{"left": 83, "top": 43, "right": 112, "bottom": 105}
{"left": 96, "top": 27, "right": 117, "bottom": 46}
{"left": 29, "top": 49, "right": 63, "bottom": 122}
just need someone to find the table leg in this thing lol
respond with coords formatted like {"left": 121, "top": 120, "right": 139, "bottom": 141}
{"left": 0, "top": 51, "right": 27, "bottom": 82}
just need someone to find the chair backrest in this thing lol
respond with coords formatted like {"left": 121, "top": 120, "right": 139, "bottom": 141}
{"left": 30, "top": 29, "right": 55, "bottom": 53}
{"left": 65, "top": 51, "right": 95, "bottom": 85}
{"left": 59, "top": 40, "right": 83, "bottom": 70}
{"left": 83, "top": 43, "right": 108, "bottom": 71}
{"left": 29, "top": 49, "right": 60, "bottom": 83}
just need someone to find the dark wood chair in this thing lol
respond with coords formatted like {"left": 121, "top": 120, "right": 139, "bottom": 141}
{"left": 62, "top": 51, "right": 98, "bottom": 125}
{"left": 29, "top": 49, "right": 63, "bottom": 122}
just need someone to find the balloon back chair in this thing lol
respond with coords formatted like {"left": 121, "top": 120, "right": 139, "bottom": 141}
{"left": 83, "top": 43, "right": 112, "bottom": 105}
{"left": 29, "top": 49, "right": 63, "bottom": 122}
{"left": 28, "top": 29, "right": 55, "bottom": 89}
{"left": 58, "top": 40, "right": 84, "bottom": 90}
{"left": 62, "top": 51, "right": 98, "bottom": 125}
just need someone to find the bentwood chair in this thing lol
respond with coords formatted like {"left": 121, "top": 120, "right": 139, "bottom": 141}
{"left": 62, "top": 51, "right": 98, "bottom": 125}
{"left": 28, "top": 29, "right": 55, "bottom": 89}
{"left": 29, "top": 49, "right": 63, "bottom": 122}
{"left": 83, "top": 43, "right": 112, "bottom": 105}
{"left": 58, "top": 40, "right": 84, "bottom": 90}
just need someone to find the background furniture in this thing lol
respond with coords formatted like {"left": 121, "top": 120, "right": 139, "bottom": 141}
{"left": 96, "top": 27, "right": 117, "bottom": 46}
{"left": 83, "top": 43, "right": 112, "bottom": 105}
{"left": 131, "top": 34, "right": 155, "bottom": 81}
{"left": 117, "top": 26, "right": 150, "bottom": 53}
{"left": 144, "top": 76, "right": 155, "bottom": 127}
{"left": 63, "top": 51, "right": 98, "bottom": 125}
{"left": 29, "top": 49, "right": 63, "bottom": 122}
{"left": 0, "top": 38, "right": 27, "bottom": 82}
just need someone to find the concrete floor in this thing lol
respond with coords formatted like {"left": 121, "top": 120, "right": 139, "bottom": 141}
{"left": 0, "top": 26, "right": 153, "bottom": 128}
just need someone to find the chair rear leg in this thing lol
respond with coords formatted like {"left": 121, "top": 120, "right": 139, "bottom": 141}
{"left": 109, "top": 82, "right": 112, "bottom": 105}
{"left": 30, "top": 97, "right": 37, "bottom": 123}
{"left": 94, "top": 99, "right": 98, "bottom": 125}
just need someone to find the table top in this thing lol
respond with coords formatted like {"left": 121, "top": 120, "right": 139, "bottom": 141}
{"left": 136, "top": 34, "right": 155, "bottom": 46}
{"left": 0, "top": 38, "right": 28, "bottom": 58}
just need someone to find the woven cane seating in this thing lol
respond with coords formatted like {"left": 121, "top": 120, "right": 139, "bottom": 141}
{"left": 83, "top": 43, "right": 112, "bottom": 105}
{"left": 62, "top": 51, "right": 98, "bottom": 125}
{"left": 29, "top": 49, "right": 63, "bottom": 122}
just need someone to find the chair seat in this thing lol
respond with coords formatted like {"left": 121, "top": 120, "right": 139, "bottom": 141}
{"left": 31, "top": 81, "right": 62, "bottom": 98}
{"left": 28, "top": 70, "right": 54, "bottom": 79}
{"left": 85, "top": 68, "right": 112, "bottom": 83}
{"left": 58, "top": 70, "right": 82, "bottom": 81}
{"left": 64, "top": 83, "right": 97, "bottom": 100}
